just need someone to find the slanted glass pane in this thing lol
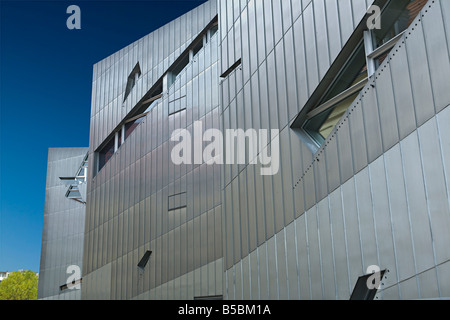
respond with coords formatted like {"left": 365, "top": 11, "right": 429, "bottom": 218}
{"left": 304, "top": 43, "right": 367, "bottom": 146}
{"left": 304, "top": 92, "right": 360, "bottom": 145}
{"left": 60, "top": 178, "right": 77, "bottom": 186}
{"left": 125, "top": 117, "right": 144, "bottom": 140}
{"left": 169, "top": 54, "right": 190, "bottom": 88}
{"left": 67, "top": 189, "right": 81, "bottom": 199}
{"left": 118, "top": 129, "right": 122, "bottom": 148}
{"left": 320, "top": 44, "right": 367, "bottom": 103}
{"left": 98, "top": 138, "right": 115, "bottom": 171}
{"left": 374, "top": 0, "right": 427, "bottom": 48}
{"left": 192, "top": 40, "right": 203, "bottom": 56}
{"left": 210, "top": 24, "right": 218, "bottom": 38}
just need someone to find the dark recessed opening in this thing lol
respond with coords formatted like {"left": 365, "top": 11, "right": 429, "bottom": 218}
{"left": 350, "top": 269, "right": 387, "bottom": 300}
{"left": 137, "top": 250, "right": 152, "bottom": 269}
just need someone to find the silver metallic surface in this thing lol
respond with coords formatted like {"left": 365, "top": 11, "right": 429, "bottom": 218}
{"left": 74, "top": 0, "right": 450, "bottom": 300}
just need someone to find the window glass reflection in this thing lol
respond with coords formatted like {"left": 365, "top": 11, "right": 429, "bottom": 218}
{"left": 98, "top": 138, "right": 115, "bottom": 172}
{"left": 374, "top": 0, "right": 427, "bottom": 48}
{"left": 125, "top": 117, "right": 144, "bottom": 140}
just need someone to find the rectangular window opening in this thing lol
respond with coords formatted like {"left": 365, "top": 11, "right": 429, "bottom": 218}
{"left": 350, "top": 269, "right": 386, "bottom": 300}
{"left": 168, "top": 54, "right": 190, "bottom": 88}
{"left": 220, "top": 59, "right": 242, "bottom": 79}
{"left": 123, "top": 62, "right": 142, "bottom": 102}
{"left": 192, "top": 39, "right": 203, "bottom": 57}
{"left": 98, "top": 137, "right": 115, "bottom": 172}
{"left": 137, "top": 250, "right": 152, "bottom": 269}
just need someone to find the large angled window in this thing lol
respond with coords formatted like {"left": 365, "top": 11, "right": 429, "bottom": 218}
{"left": 303, "top": 43, "right": 368, "bottom": 146}
{"left": 296, "top": 0, "right": 427, "bottom": 152}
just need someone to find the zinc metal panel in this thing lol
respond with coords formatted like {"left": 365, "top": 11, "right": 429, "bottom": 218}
{"left": 254, "top": 70, "right": 266, "bottom": 132}
{"left": 214, "top": 206, "right": 222, "bottom": 261}
{"left": 194, "top": 216, "right": 202, "bottom": 270}
{"left": 441, "top": 0, "right": 450, "bottom": 58}
{"left": 337, "top": 0, "right": 354, "bottom": 53}
{"left": 284, "top": 28, "right": 299, "bottom": 123}
{"left": 437, "top": 106, "right": 450, "bottom": 209}
{"left": 258, "top": 245, "right": 269, "bottom": 300}
{"left": 272, "top": 0, "right": 283, "bottom": 45}
{"left": 255, "top": 0, "right": 266, "bottom": 66}
{"left": 328, "top": 187, "right": 351, "bottom": 300}
{"left": 390, "top": 45, "right": 417, "bottom": 140}
{"left": 294, "top": 172, "right": 306, "bottom": 219}
{"left": 263, "top": 0, "right": 274, "bottom": 60}
{"left": 275, "top": 40, "right": 289, "bottom": 128}
{"left": 349, "top": 102, "right": 368, "bottom": 174}
{"left": 360, "top": 87, "right": 383, "bottom": 162}
{"left": 281, "top": 0, "right": 292, "bottom": 35}
{"left": 417, "top": 267, "right": 439, "bottom": 299}
{"left": 266, "top": 236, "right": 278, "bottom": 299}
{"left": 317, "top": 197, "right": 336, "bottom": 300}
{"left": 252, "top": 164, "right": 266, "bottom": 246}
{"left": 291, "top": 0, "right": 302, "bottom": 21}
{"left": 314, "top": 0, "right": 330, "bottom": 80}
{"left": 384, "top": 144, "right": 416, "bottom": 281}
{"left": 354, "top": 168, "right": 378, "bottom": 267}
{"left": 178, "top": 223, "right": 189, "bottom": 284}
{"left": 399, "top": 132, "right": 435, "bottom": 273}
{"left": 324, "top": 134, "right": 340, "bottom": 194}
{"left": 226, "top": 269, "right": 234, "bottom": 300}
{"left": 437, "top": 261, "right": 450, "bottom": 298}
{"left": 280, "top": 129, "right": 295, "bottom": 225}
{"left": 285, "top": 222, "right": 299, "bottom": 300}
{"left": 273, "top": 159, "right": 285, "bottom": 234}
{"left": 201, "top": 212, "right": 208, "bottom": 267}
{"left": 351, "top": 0, "right": 367, "bottom": 28}
{"left": 303, "top": 4, "right": 319, "bottom": 95}
{"left": 249, "top": 250, "right": 259, "bottom": 300}
{"left": 340, "top": 177, "right": 364, "bottom": 291}
{"left": 293, "top": 15, "right": 309, "bottom": 108}
{"left": 306, "top": 206, "right": 322, "bottom": 300}
{"left": 238, "top": 174, "right": 249, "bottom": 259}
{"left": 399, "top": 276, "right": 420, "bottom": 300}
{"left": 313, "top": 151, "right": 328, "bottom": 203}
{"left": 422, "top": 3, "right": 450, "bottom": 112}
{"left": 241, "top": 256, "right": 250, "bottom": 300}
{"left": 418, "top": 118, "right": 450, "bottom": 264}
{"left": 263, "top": 171, "right": 275, "bottom": 240}
{"left": 276, "top": 231, "right": 289, "bottom": 300}
{"left": 303, "top": 165, "right": 316, "bottom": 211}
{"left": 231, "top": 178, "right": 241, "bottom": 263}
{"left": 207, "top": 209, "right": 215, "bottom": 263}
{"left": 325, "top": 0, "right": 342, "bottom": 62}
{"left": 375, "top": 63, "right": 399, "bottom": 152}
{"left": 336, "top": 117, "right": 354, "bottom": 184}
{"left": 267, "top": 50, "right": 279, "bottom": 130}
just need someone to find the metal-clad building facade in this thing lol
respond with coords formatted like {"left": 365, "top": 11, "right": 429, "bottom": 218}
{"left": 82, "top": 0, "right": 223, "bottom": 300}
{"left": 79, "top": 0, "right": 450, "bottom": 300}
{"left": 220, "top": 0, "right": 450, "bottom": 300}
{"left": 38, "top": 148, "right": 88, "bottom": 300}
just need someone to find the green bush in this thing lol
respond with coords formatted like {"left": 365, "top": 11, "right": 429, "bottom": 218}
{"left": 0, "top": 270, "right": 38, "bottom": 300}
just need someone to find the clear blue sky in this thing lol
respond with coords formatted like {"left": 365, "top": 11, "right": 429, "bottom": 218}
{"left": 0, "top": 0, "right": 207, "bottom": 273}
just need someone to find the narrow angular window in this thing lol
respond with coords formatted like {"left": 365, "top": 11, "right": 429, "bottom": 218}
{"left": 124, "top": 62, "right": 141, "bottom": 102}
